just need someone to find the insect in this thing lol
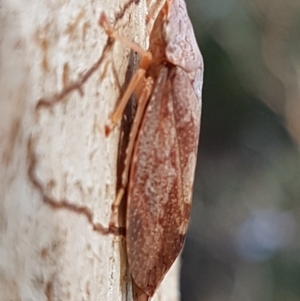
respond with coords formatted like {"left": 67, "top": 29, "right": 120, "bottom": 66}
{"left": 99, "top": 0, "right": 203, "bottom": 299}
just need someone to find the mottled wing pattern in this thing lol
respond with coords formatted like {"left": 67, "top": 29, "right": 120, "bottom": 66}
{"left": 127, "top": 65, "right": 201, "bottom": 296}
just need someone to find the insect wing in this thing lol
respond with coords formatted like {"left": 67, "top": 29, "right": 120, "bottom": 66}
{"left": 127, "top": 65, "right": 201, "bottom": 296}
{"left": 171, "top": 66, "right": 201, "bottom": 208}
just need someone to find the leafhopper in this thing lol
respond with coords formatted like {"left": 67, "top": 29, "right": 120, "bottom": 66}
{"left": 100, "top": 0, "right": 203, "bottom": 299}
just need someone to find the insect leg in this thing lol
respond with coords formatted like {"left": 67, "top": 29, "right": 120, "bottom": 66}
{"left": 99, "top": 13, "right": 153, "bottom": 136}
{"left": 110, "top": 76, "right": 153, "bottom": 226}
{"left": 99, "top": 13, "right": 152, "bottom": 68}
{"left": 105, "top": 69, "right": 145, "bottom": 136}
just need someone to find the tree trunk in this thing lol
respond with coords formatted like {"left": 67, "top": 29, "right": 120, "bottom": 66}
{"left": 0, "top": 0, "right": 179, "bottom": 300}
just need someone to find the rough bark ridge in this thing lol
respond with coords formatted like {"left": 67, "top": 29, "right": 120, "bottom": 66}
{"left": 0, "top": 0, "right": 179, "bottom": 300}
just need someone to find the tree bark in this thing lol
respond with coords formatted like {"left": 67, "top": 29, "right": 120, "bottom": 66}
{"left": 0, "top": 0, "right": 179, "bottom": 300}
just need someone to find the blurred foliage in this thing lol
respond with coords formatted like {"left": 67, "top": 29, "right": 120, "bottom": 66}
{"left": 181, "top": 0, "right": 300, "bottom": 300}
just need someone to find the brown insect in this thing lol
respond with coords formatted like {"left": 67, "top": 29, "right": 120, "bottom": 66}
{"left": 99, "top": 0, "right": 203, "bottom": 299}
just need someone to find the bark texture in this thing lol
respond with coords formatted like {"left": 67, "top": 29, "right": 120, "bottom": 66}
{"left": 0, "top": 0, "right": 179, "bottom": 300}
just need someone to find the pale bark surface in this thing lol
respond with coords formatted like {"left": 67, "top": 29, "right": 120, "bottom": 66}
{"left": 0, "top": 0, "right": 179, "bottom": 300}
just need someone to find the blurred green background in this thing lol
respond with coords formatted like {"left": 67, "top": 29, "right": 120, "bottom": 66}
{"left": 181, "top": 0, "right": 300, "bottom": 300}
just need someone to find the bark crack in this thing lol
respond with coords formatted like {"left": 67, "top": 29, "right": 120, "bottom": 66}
{"left": 26, "top": 137, "right": 125, "bottom": 236}
{"left": 36, "top": 39, "right": 113, "bottom": 111}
